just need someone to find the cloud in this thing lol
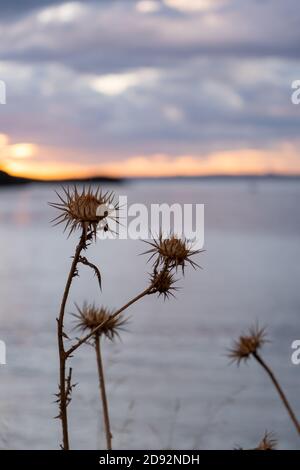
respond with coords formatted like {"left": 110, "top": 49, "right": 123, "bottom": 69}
{"left": 36, "top": 1, "right": 85, "bottom": 24}
{"left": 0, "top": 54, "right": 299, "bottom": 161}
{"left": 0, "top": 0, "right": 74, "bottom": 18}
{"left": 1, "top": 0, "right": 300, "bottom": 76}
{"left": 164, "top": 0, "right": 227, "bottom": 13}
{"left": 88, "top": 68, "right": 160, "bottom": 96}
{"left": 136, "top": 1, "right": 162, "bottom": 14}
{"left": 0, "top": 1, "right": 300, "bottom": 176}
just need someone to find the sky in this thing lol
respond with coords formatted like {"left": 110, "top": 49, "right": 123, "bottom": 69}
{"left": 0, "top": 0, "right": 300, "bottom": 179}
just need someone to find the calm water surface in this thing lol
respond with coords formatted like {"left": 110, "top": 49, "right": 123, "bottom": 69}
{"left": 0, "top": 180, "right": 299, "bottom": 449}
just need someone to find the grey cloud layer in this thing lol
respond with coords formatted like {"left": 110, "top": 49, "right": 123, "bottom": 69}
{"left": 1, "top": 0, "right": 300, "bottom": 73}
{"left": 0, "top": 0, "right": 66, "bottom": 18}
{"left": 0, "top": 0, "right": 300, "bottom": 162}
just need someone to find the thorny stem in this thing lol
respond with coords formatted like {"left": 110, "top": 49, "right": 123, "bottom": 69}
{"left": 95, "top": 335, "right": 112, "bottom": 450}
{"left": 57, "top": 228, "right": 86, "bottom": 450}
{"left": 58, "top": 235, "right": 164, "bottom": 447}
{"left": 66, "top": 286, "right": 153, "bottom": 357}
{"left": 66, "top": 261, "right": 171, "bottom": 357}
{"left": 253, "top": 351, "right": 300, "bottom": 436}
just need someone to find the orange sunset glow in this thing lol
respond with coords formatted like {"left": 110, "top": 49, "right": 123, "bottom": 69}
{"left": 1, "top": 137, "right": 300, "bottom": 180}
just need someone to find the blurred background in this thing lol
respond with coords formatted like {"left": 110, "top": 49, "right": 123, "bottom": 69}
{"left": 0, "top": 0, "right": 300, "bottom": 450}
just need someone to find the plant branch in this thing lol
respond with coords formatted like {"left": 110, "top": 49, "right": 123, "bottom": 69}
{"left": 253, "top": 351, "right": 300, "bottom": 436}
{"left": 57, "top": 228, "right": 86, "bottom": 450}
{"left": 95, "top": 335, "right": 112, "bottom": 450}
{"left": 66, "top": 285, "right": 153, "bottom": 357}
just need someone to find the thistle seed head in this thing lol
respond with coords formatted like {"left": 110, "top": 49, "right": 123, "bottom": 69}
{"left": 73, "top": 302, "right": 127, "bottom": 341}
{"left": 143, "top": 234, "right": 203, "bottom": 273}
{"left": 256, "top": 431, "right": 277, "bottom": 450}
{"left": 49, "top": 186, "right": 118, "bottom": 238}
{"left": 228, "top": 324, "right": 267, "bottom": 365}
{"left": 235, "top": 431, "right": 277, "bottom": 450}
{"left": 150, "top": 269, "right": 178, "bottom": 300}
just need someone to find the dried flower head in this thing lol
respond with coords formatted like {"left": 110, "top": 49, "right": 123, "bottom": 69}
{"left": 228, "top": 324, "right": 267, "bottom": 365}
{"left": 234, "top": 431, "right": 277, "bottom": 450}
{"left": 73, "top": 303, "right": 127, "bottom": 341}
{"left": 150, "top": 269, "right": 179, "bottom": 300}
{"left": 49, "top": 186, "right": 118, "bottom": 237}
{"left": 144, "top": 234, "right": 203, "bottom": 273}
{"left": 256, "top": 431, "right": 277, "bottom": 450}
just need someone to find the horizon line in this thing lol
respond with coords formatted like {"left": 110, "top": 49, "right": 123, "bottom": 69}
{"left": 2, "top": 168, "right": 300, "bottom": 185}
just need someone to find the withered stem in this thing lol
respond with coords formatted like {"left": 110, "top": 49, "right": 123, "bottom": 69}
{"left": 95, "top": 335, "right": 112, "bottom": 450}
{"left": 57, "top": 229, "right": 86, "bottom": 450}
{"left": 253, "top": 351, "right": 300, "bottom": 436}
{"left": 66, "top": 286, "right": 153, "bottom": 356}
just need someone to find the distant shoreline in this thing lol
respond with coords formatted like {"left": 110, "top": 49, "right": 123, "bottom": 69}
{"left": 1, "top": 170, "right": 300, "bottom": 187}
{"left": 0, "top": 170, "right": 124, "bottom": 187}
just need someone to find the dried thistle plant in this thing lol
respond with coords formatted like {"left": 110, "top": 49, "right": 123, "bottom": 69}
{"left": 236, "top": 430, "right": 277, "bottom": 450}
{"left": 73, "top": 302, "right": 127, "bottom": 340}
{"left": 149, "top": 269, "right": 179, "bottom": 300}
{"left": 50, "top": 185, "right": 118, "bottom": 450}
{"left": 256, "top": 431, "right": 277, "bottom": 450}
{"left": 50, "top": 186, "right": 203, "bottom": 450}
{"left": 228, "top": 324, "right": 267, "bottom": 365}
{"left": 49, "top": 186, "right": 118, "bottom": 238}
{"left": 73, "top": 303, "right": 127, "bottom": 450}
{"left": 61, "top": 238, "right": 201, "bottom": 448}
{"left": 229, "top": 324, "right": 300, "bottom": 437}
{"left": 66, "top": 233, "right": 203, "bottom": 356}
{"left": 143, "top": 234, "right": 203, "bottom": 273}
